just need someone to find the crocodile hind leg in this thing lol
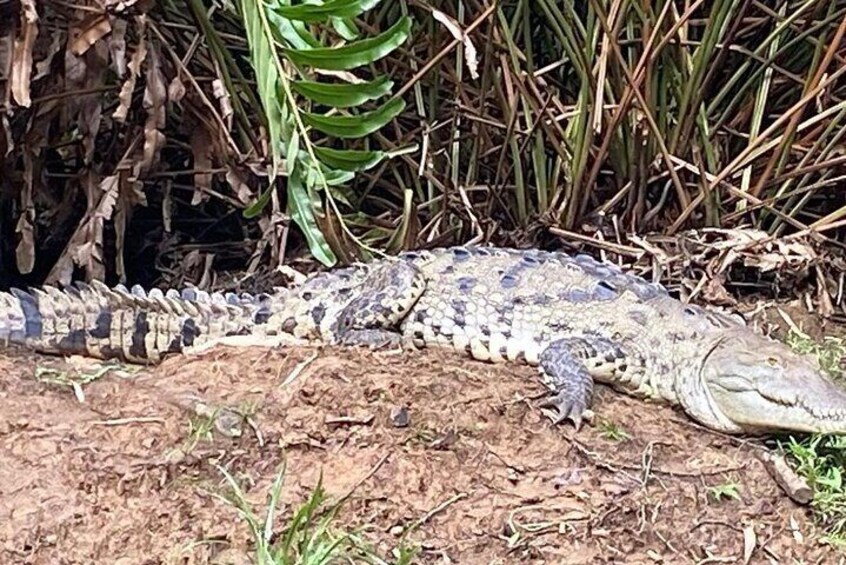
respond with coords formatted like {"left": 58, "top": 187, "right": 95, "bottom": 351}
{"left": 537, "top": 337, "right": 626, "bottom": 429}
{"left": 330, "top": 259, "right": 426, "bottom": 348}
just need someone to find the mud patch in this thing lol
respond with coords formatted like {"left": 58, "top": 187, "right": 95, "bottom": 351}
{"left": 0, "top": 345, "right": 840, "bottom": 563}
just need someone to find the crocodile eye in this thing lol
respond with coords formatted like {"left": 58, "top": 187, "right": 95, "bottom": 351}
{"left": 766, "top": 357, "right": 780, "bottom": 367}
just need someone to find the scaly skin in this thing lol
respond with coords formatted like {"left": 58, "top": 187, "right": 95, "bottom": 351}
{"left": 2, "top": 246, "right": 846, "bottom": 435}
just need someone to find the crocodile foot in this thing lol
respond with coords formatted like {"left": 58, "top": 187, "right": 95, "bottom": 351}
{"left": 537, "top": 338, "right": 597, "bottom": 430}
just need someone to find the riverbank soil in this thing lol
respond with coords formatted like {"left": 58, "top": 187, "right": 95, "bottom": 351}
{"left": 1, "top": 306, "right": 841, "bottom": 563}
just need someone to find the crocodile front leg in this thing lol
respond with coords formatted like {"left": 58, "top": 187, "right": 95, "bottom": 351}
{"left": 538, "top": 337, "right": 626, "bottom": 429}
{"left": 330, "top": 260, "right": 426, "bottom": 347}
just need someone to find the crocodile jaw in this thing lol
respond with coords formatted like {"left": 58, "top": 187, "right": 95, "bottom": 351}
{"left": 696, "top": 330, "right": 846, "bottom": 435}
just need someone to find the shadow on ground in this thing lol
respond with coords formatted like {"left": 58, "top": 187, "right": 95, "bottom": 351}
{"left": 0, "top": 342, "right": 839, "bottom": 563}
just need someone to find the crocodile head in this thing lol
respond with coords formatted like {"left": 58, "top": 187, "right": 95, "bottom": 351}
{"left": 688, "top": 328, "right": 846, "bottom": 434}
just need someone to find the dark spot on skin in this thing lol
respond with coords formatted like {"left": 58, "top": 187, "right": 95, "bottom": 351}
{"left": 451, "top": 299, "right": 468, "bottom": 315}
{"left": 101, "top": 346, "right": 124, "bottom": 359}
{"left": 500, "top": 274, "right": 518, "bottom": 289}
{"left": 167, "top": 336, "right": 182, "bottom": 353}
{"left": 129, "top": 311, "right": 149, "bottom": 359}
{"left": 180, "top": 288, "right": 197, "bottom": 301}
{"left": 301, "top": 291, "right": 314, "bottom": 301}
{"left": 90, "top": 309, "right": 112, "bottom": 339}
{"left": 254, "top": 306, "right": 272, "bottom": 325}
{"left": 440, "top": 265, "right": 455, "bottom": 274}
{"left": 560, "top": 288, "right": 591, "bottom": 302}
{"left": 456, "top": 276, "right": 476, "bottom": 293}
{"left": 310, "top": 304, "right": 326, "bottom": 325}
{"left": 281, "top": 317, "right": 298, "bottom": 333}
{"left": 521, "top": 254, "right": 540, "bottom": 266}
{"left": 414, "top": 311, "right": 427, "bottom": 324}
{"left": 10, "top": 289, "right": 42, "bottom": 339}
{"left": 452, "top": 248, "right": 471, "bottom": 261}
{"left": 530, "top": 294, "right": 552, "bottom": 306}
{"left": 495, "top": 304, "right": 514, "bottom": 325}
{"left": 684, "top": 306, "right": 698, "bottom": 316}
{"left": 181, "top": 318, "right": 199, "bottom": 346}
{"left": 593, "top": 280, "right": 617, "bottom": 300}
{"left": 57, "top": 329, "right": 86, "bottom": 353}
{"left": 627, "top": 311, "right": 647, "bottom": 326}
{"left": 548, "top": 321, "right": 572, "bottom": 333}
{"left": 666, "top": 331, "right": 686, "bottom": 342}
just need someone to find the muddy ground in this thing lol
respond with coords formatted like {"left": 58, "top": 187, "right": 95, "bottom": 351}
{"left": 1, "top": 312, "right": 844, "bottom": 564}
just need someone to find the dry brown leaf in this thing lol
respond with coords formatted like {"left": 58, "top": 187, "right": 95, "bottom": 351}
{"left": 32, "top": 32, "right": 62, "bottom": 81}
{"left": 141, "top": 41, "right": 166, "bottom": 171}
{"left": 10, "top": 0, "right": 38, "bottom": 107}
{"left": 114, "top": 166, "right": 148, "bottom": 281}
{"left": 212, "top": 77, "right": 232, "bottom": 123}
{"left": 15, "top": 146, "right": 36, "bottom": 274}
{"left": 15, "top": 208, "right": 35, "bottom": 275}
{"left": 190, "top": 125, "right": 213, "bottom": 205}
{"left": 225, "top": 166, "right": 254, "bottom": 205}
{"left": 1, "top": 114, "right": 11, "bottom": 157}
{"left": 702, "top": 275, "right": 736, "bottom": 306}
{"left": 69, "top": 13, "right": 111, "bottom": 56}
{"left": 742, "top": 525, "right": 756, "bottom": 563}
{"left": 108, "top": 17, "right": 128, "bottom": 77}
{"left": 0, "top": 24, "right": 12, "bottom": 87}
{"left": 431, "top": 8, "right": 479, "bottom": 80}
{"left": 46, "top": 172, "right": 120, "bottom": 285}
{"left": 162, "top": 180, "right": 173, "bottom": 233}
{"left": 113, "top": 16, "right": 147, "bottom": 123}
{"left": 167, "top": 75, "right": 186, "bottom": 102}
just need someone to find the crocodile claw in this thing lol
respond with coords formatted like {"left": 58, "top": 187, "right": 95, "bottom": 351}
{"left": 539, "top": 390, "right": 594, "bottom": 430}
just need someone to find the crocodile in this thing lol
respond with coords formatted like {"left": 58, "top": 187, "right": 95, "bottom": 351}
{"left": 2, "top": 245, "right": 846, "bottom": 435}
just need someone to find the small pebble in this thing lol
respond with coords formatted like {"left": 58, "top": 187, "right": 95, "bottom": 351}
{"left": 390, "top": 405, "right": 410, "bottom": 428}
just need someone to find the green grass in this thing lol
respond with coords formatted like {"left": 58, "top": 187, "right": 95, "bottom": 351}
{"left": 707, "top": 481, "right": 742, "bottom": 503}
{"left": 597, "top": 419, "right": 631, "bottom": 442}
{"left": 782, "top": 329, "right": 846, "bottom": 545}
{"left": 34, "top": 362, "right": 137, "bottom": 403}
{"left": 210, "top": 463, "right": 419, "bottom": 564}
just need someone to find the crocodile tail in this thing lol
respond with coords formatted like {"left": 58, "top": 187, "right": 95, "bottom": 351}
{"left": 0, "top": 282, "right": 273, "bottom": 363}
